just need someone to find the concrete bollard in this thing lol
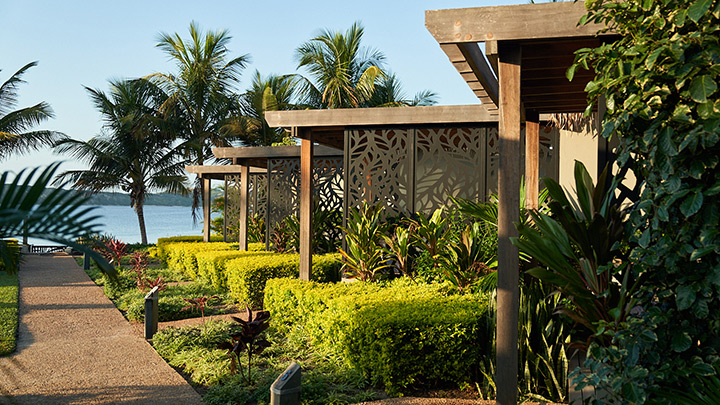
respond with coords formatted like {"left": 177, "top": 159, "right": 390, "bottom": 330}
{"left": 270, "top": 362, "right": 301, "bottom": 405}
{"left": 144, "top": 286, "right": 160, "bottom": 340}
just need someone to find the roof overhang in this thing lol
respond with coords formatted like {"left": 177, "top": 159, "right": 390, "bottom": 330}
{"left": 426, "top": 2, "right": 617, "bottom": 113}
{"left": 264, "top": 104, "right": 498, "bottom": 148}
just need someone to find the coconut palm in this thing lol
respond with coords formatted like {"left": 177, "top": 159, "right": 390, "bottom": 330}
{"left": 149, "top": 22, "right": 250, "bottom": 216}
{"left": 365, "top": 73, "right": 438, "bottom": 107}
{"left": 226, "top": 71, "right": 302, "bottom": 146}
{"left": 54, "top": 79, "right": 189, "bottom": 245}
{"left": 295, "top": 22, "right": 386, "bottom": 109}
{"left": 150, "top": 21, "right": 249, "bottom": 162}
{"left": 0, "top": 61, "right": 65, "bottom": 161}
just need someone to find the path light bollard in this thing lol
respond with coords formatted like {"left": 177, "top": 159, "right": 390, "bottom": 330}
{"left": 270, "top": 362, "right": 301, "bottom": 405}
{"left": 144, "top": 286, "right": 159, "bottom": 340}
{"left": 83, "top": 253, "right": 90, "bottom": 270}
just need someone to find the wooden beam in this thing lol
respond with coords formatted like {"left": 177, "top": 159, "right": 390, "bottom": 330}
{"left": 441, "top": 43, "right": 499, "bottom": 108}
{"left": 525, "top": 111, "right": 540, "bottom": 210}
{"left": 264, "top": 104, "right": 497, "bottom": 128}
{"left": 426, "top": 2, "right": 607, "bottom": 44}
{"left": 185, "top": 165, "right": 266, "bottom": 175}
{"left": 202, "top": 176, "right": 211, "bottom": 243}
{"left": 238, "top": 164, "right": 249, "bottom": 251}
{"left": 299, "top": 129, "right": 314, "bottom": 281}
{"left": 496, "top": 42, "right": 522, "bottom": 405}
{"left": 486, "top": 40, "right": 499, "bottom": 74}
{"left": 213, "top": 145, "right": 342, "bottom": 160}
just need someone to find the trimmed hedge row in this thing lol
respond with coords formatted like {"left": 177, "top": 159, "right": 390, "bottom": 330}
{"left": 159, "top": 241, "right": 341, "bottom": 308}
{"left": 160, "top": 242, "right": 264, "bottom": 277}
{"left": 0, "top": 239, "right": 20, "bottom": 273}
{"left": 226, "top": 253, "right": 341, "bottom": 308}
{"left": 264, "top": 278, "right": 490, "bottom": 395}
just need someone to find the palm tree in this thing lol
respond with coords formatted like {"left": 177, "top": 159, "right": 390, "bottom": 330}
{"left": 364, "top": 73, "right": 438, "bottom": 107}
{"left": 0, "top": 163, "right": 114, "bottom": 275}
{"left": 226, "top": 71, "right": 303, "bottom": 146}
{"left": 0, "top": 61, "right": 65, "bottom": 161}
{"left": 54, "top": 79, "right": 189, "bottom": 245}
{"left": 295, "top": 22, "right": 386, "bottom": 109}
{"left": 149, "top": 22, "right": 250, "bottom": 216}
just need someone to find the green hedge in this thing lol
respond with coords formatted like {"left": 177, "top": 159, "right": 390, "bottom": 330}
{"left": 264, "top": 278, "right": 490, "bottom": 395}
{"left": 226, "top": 253, "right": 341, "bottom": 309}
{"left": 0, "top": 239, "right": 20, "bottom": 273}
{"left": 195, "top": 250, "right": 273, "bottom": 290}
{"left": 160, "top": 241, "right": 265, "bottom": 277}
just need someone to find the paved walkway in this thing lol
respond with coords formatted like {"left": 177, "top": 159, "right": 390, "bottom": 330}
{"left": 0, "top": 254, "right": 203, "bottom": 404}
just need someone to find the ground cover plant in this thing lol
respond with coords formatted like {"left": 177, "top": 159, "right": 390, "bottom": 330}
{"left": 0, "top": 270, "right": 19, "bottom": 356}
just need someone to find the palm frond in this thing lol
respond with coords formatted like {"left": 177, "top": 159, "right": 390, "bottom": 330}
{"left": 0, "top": 163, "right": 115, "bottom": 275}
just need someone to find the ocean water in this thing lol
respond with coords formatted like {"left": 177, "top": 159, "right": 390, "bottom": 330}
{"left": 25, "top": 205, "right": 208, "bottom": 245}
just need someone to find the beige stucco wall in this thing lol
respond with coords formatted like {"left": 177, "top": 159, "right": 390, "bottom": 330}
{"left": 558, "top": 127, "right": 598, "bottom": 192}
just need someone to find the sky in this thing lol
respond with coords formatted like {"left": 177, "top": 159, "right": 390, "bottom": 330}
{"left": 1, "top": 0, "right": 523, "bottom": 174}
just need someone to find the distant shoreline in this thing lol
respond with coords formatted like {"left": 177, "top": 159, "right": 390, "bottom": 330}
{"left": 7, "top": 186, "right": 225, "bottom": 207}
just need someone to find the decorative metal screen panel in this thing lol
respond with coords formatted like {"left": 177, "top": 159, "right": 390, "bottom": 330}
{"left": 250, "top": 174, "right": 267, "bottom": 219}
{"left": 224, "top": 174, "right": 242, "bottom": 242}
{"left": 267, "top": 158, "right": 300, "bottom": 228}
{"left": 485, "top": 126, "right": 500, "bottom": 197}
{"left": 314, "top": 157, "right": 343, "bottom": 213}
{"left": 415, "top": 127, "right": 486, "bottom": 213}
{"left": 346, "top": 129, "right": 412, "bottom": 217}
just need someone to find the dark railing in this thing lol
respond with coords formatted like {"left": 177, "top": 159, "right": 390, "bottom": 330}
{"left": 30, "top": 245, "right": 67, "bottom": 254}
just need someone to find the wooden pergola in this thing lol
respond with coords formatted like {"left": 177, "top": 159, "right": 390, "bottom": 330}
{"left": 426, "top": 3, "right": 615, "bottom": 404}
{"left": 186, "top": 145, "right": 343, "bottom": 249}
{"left": 264, "top": 104, "right": 499, "bottom": 281}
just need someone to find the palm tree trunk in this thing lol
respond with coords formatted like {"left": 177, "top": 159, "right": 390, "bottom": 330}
{"left": 135, "top": 203, "right": 148, "bottom": 244}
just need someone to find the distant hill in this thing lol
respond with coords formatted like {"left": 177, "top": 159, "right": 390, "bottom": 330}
{"left": 6, "top": 186, "right": 229, "bottom": 207}
{"left": 86, "top": 191, "right": 194, "bottom": 207}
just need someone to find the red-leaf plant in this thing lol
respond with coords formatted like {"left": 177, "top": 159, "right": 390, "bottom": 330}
{"left": 182, "top": 295, "right": 219, "bottom": 323}
{"left": 218, "top": 304, "right": 271, "bottom": 385}
{"left": 131, "top": 251, "right": 165, "bottom": 292}
{"left": 98, "top": 238, "right": 128, "bottom": 265}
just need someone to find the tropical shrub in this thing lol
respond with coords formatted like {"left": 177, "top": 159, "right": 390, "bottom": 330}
{"left": 264, "top": 278, "right": 490, "bottom": 395}
{"left": 571, "top": 0, "right": 720, "bottom": 398}
{"left": 441, "top": 222, "right": 497, "bottom": 293}
{"left": 513, "top": 162, "right": 636, "bottom": 348}
{"left": 160, "top": 241, "right": 265, "bottom": 277}
{"left": 339, "top": 202, "right": 391, "bottom": 281}
{"left": 156, "top": 235, "right": 225, "bottom": 260}
{"left": 225, "top": 253, "right": 340, "bottom": 308}
{"left": 218, "top": 305, "right": 271, "bottom": 384}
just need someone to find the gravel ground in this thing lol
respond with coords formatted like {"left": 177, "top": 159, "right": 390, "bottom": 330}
{"left": 0, "top": 254, "right": 202, "bottom": 404}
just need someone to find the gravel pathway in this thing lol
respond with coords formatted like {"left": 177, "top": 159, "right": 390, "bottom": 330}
{"left": 0, "top": 254, "right": 203, "bottom": 404}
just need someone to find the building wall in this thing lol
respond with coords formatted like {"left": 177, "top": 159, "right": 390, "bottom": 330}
{"left": 558, "top": 126, "right": 598, "bottom": 192}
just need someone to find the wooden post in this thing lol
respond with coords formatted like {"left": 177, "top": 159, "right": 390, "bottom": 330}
{"left": 525, "top": 110, "right": 540, "bottom": 210}
{"left": 239, "top": 164, "right": 249, "bottom": 251}
{"left": 203, "top": 176, "right": 211, "bottom": 242}
{"left": 299, "top": 128, "right": 314, "bottom": 281}
{"left": 497, "top": 42, "right": 522, "bottom": 405}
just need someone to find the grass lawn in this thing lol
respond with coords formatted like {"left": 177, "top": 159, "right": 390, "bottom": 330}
{"left": 0, "top": 271, "right": 19, "bottom": 356}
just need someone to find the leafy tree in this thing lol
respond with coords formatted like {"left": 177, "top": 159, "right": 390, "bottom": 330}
{"left": 295, "top": 22, "right": 386, "bottom": 109}
{"left": 54, "top": 79, "right": 188, "bottom": 244}
{"left": 0, "top": 61, "right": 65, "bottom": 161}
{"left": 568, "top": 0, "right": 720, "bottom": 400}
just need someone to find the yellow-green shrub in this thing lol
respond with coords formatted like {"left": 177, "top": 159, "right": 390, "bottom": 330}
{"left": 161, "top": 241, "right": 266, "bottom": 278}
{"left": 157, "top": 235, "right": 224, "bottom": 261}
{"left": 195, "top": 250, "right": 273, "bottom": 289}
{"left": 226, "top": 253, "right": 341, "bottom": 308}
{"left": 264, "top": 278, "right": 490, "bottom": 395}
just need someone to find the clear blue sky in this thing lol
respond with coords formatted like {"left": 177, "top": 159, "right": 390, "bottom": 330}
{"left": 1, "top": 0, "right": 522, "bottom": 174}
